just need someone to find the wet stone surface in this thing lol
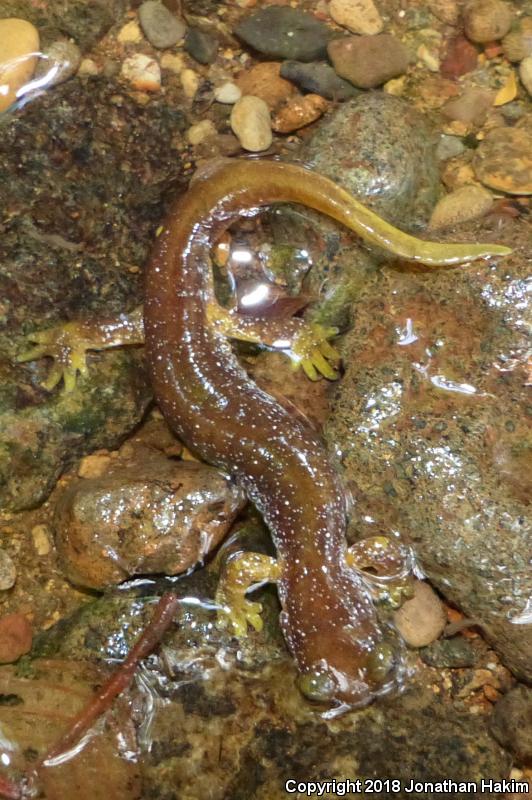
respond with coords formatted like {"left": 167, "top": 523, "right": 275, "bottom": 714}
{"left": 54, "top": 446, "right": 246, "bottom": 590}
{"left": 0, "top": 78, "right": 188, "bottom": 511}
{"left": 325, "top": 218, "right": 532, "bottom": 681}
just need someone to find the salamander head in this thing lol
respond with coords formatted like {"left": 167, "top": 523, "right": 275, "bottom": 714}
{"left": 295, "top": 635, "right": 403, "bottom": 709}
{"left": 295, "top": 633, "right": 405, "bottom": 710}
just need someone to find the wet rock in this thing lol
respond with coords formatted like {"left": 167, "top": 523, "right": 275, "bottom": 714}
{"left": 0, "top": 549, "right": 16, "bottom": 590}
{"left": 180, "top": 67, "right": 199, "bottom": 98}
{"left": 421, "top": 637, "right": 478, "bottom": 668}
{"left": 138, "top": 0, "right": 186, "bottom": 49}
{"left": 520, "top": 55, "right": 532, "bottom": 95}
{"left": 271, "top": 93, "right": 328, "bottom": 134}
{"left": 0, "top": 17, "right": 39, "bottom": 112}
{"left": 280, "top": 60, "right": 357, "bottom": 100}
{"left": 184, "top": 27, "right": 218, "bottom": 65}
{"left": 214, "top": 81, "right": 241, "bottom": 104}
{"left": 429, "top": 0, "right": 461, "bottom": 25}
{"left": 442, "top": 86, "right": 493, "bottom": 125}
{"left": 440, "top": 35, "right": 479, "bottom": 79}
{"left": 502, "top": 17, "right": 532, "bottom": 62}
{"left": 0, "top": 613, "right": 32, "bottom": 663}
{"left": 34, "top": 39, "right": 82, "bottom": 89}
{"left": 328, "top": 34, "right": 409, "bottom": 89}
{"left": 325, "top": 219, "right": 531, "bottom": 680}
{"left": 54, "top": 447, "right": 246, "bottom": 590}
{"left": 393, "top": 581, "right": 447, "bottom": 648}
{"left": 236, "top": 62, "right": 296, "bottom": 110}
{"left": 234, "top": 6, "right": 331, "bottom": 62}
{"left": 329, "top": 0, "right": 383, "bottom": 35}
{"left": 120, "top": 52, "right": 161, "bottom": 91}
{"left": 0, "top": 78, "right": 187, "bottom": 511}
{"left": 428, "top": 184, "right": 494, "bottom": 228}
{"left": 230, "top": 95, "right": 272, "bottom": 152}
{"left": 117, "top": 19, "right": 142, "bottom": 44}
{"left": 187, "top": 118, "right": 217, "bottom": 145}
{"left": 473, "top": 124, "right": 532, "bottom": 194}
{"left": 436, "top": 134, "right": 466, "bottom": 160}
{"left": 490, "top": 686, "right": 532, "bottom": 763}
{"left": 300, "top": 93, "right": 440, "bottom": 228}
{"left": 463, "top": 0, "right": 514, "bottom": 44}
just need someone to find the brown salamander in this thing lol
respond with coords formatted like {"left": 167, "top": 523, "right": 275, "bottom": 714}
{"left": 19, "top": 159, "right": 511, "bottom": 710}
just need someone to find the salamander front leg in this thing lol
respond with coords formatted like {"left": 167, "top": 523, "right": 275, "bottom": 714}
{"left": 215, "top": 551, "right": 281, "bottom": 636}
{"left": 346, "top": 536, "right": 414, "bottom": 608}
{"left": 206, "top": 300, "right": 340, "bottom": 381}
{"left": 17, "top": 307, "right": 145, "bottom": 392}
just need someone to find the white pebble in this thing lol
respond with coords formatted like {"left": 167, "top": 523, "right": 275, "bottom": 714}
{"left": 230, "top": 95, "right": 272, "bottom": 152}
{"left": 214, "top": 81, "right": 241, "bottom": 104}
{"left": 121, "top": 53, "right": 161, "bottom": 92}
{"left": 329, "top": 0, "right": 383, "bottom": 35}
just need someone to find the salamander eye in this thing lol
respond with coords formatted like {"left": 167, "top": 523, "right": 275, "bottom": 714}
{"left": 365, "top": 641, "right": 396, "bottom": 683}
{"left": 296, "top": 668, "right": 337, "bottom": 702}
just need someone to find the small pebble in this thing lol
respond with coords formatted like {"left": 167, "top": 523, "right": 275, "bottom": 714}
{"left": 34, "top": 40, "right": 81, "bottom": 89}
{"left": 0, "top": 613, "right": 32, "bottom": 663}
{"left": 160, "top": 52, "right": 185, "bottom": 73}
{"left": 180, "top": 68, "right": 199, "bottom": 99}
{"left": 428, "top": 0, "right": 460, "bottom": 25}
{"left": 328, "top": 34, "right": 409, "bottom": 89}
{"left": 31, "top": 524, "right": 51, "bottom": 556}
{"left": 236, "top": 62, "right": 297, "bottom": 110}
{"left": 78, "top": 58, "right": 100, "bottom": 77}
{"left": 440, "top": 35, "right": 478, "bottom": 79}
{"left": 0, "top": 549, "right": 16, "bottom": 590}
{"left": 441, "top": 86, "right": 493, "bottom": 125}
{"left": 502, "top": 17, "right": 532, "bottom": 63}
{"left": 121, "top": 53, "right": 161, "bottom": 92}
{"left": 436, "top": 133, "right": 466, "bottom": 160}
{"left": 230, "top": 95, "right": 272, "bottom": 152}
{"left": 519, "top": 55, "right": 532, "bottom": 96}
{"left": 214, "top": 81, "right": 241, "bottom": 104}
{"left": 187, "top": 119, "right": 217, "bottom": 145}
{"left": 420, "top": 637, "right": 477, "bottom": 668}
{"left": 463, "top": 0, "right": 513, "bottom": 44}
{"left": 272, "top": 93, "right": 328, "bottom": 133}
{"left": 184, "top": 28, "right": 218, "bottom": 65}
{"left": 280, "top": 60, "right": 357, "bottom": 100}
{"left": 78, "top": 452, "right": 111, "bottom": 478}
{"left": 328, "top": 0, "right": 383, "bottom": 36}
{"left": 0, "top": 17, "right": 40, "bottom": 112}
{"left": 428, "top": 184, "right": 494, "bottom": 228}
{"left": 138, "top": 0, "right": 186, "bottom": 49}
{"left": 393, "top": 580, "right": 447, "bottom": 648}
{"left": 235, "top": 7, "right": 331, "bottom": 62}
{"left": 117, "top": 20, "right": 143, "bottom": 44}
{"left": 473, "top": 124, "right": 532, "bottom": 194}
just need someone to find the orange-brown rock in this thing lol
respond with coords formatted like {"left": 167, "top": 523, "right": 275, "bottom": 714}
{"left": 236, "top": 61, "right": 297, "bottom": 110}
{"left": 272, "top": 93, "right": 328, "bottom": 133}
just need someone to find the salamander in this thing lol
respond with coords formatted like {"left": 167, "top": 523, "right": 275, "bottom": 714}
{"left": 18, "top": 159, "right": 511, "bottom": 710}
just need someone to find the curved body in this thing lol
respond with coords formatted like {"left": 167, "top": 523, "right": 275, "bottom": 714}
{"left": 144, "top": 160, "right": 509, "bottom": 706}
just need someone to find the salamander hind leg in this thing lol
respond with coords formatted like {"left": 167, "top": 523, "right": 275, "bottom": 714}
{"left": 206, "top": 299, "right": 340, "bottom": 381}
{"left": 215, "top": 551, "right": 281, "bottom": 637}
{"left": 346, "top": 536, "right": 414, "bottom": 608}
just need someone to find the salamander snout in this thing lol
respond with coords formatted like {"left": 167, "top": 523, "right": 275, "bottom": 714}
{"left": 296, "top": 637, "right": 403, "bottom": 709}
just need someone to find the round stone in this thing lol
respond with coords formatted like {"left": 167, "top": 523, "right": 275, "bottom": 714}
{"left": 138, "top": 0, "right": 186, "bottom": 49}
{"left": 0, "top": 18, "right": 40, "bottom": 112}
{"left": 473, "top": 125, "right": 532, "bottom": 195}
{"left": 428, "top": 184, "right": 494, "bottom": 229}
{"left": 235, "top": 6, "right": 331, "bottom": 62}
{"left": 329, "top": 0, "right": 384, "bottom": 35}
{"left": 230, "top": 95, "right": 272, "bottom": 152}
{"left": 463, "top": 0, "right": 513, "bottom": 44}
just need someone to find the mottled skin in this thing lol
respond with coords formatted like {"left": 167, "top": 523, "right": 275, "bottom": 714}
{"left": 17, "top": 160, "right": 510, "bottom": 710}
{"left": 143, "top": 160, "right": 510, "bottom": 706}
